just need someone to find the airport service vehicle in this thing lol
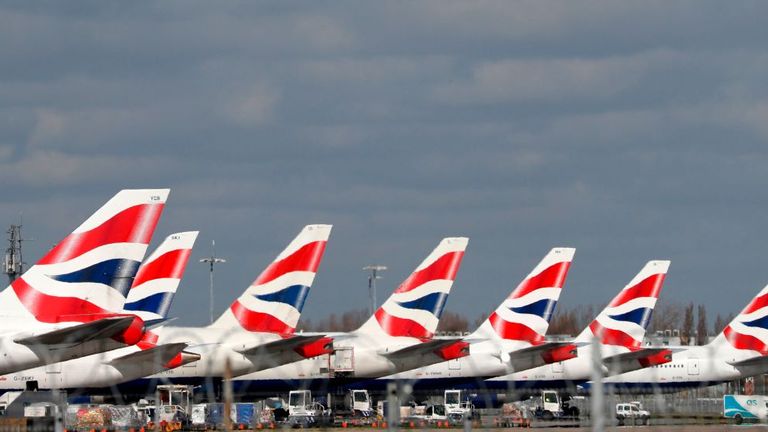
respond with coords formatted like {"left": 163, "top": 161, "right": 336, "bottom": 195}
{"left": 0, "top": 232, "right": 200, "bottom": 390}
{"left": 231, "top": 237, "right": 471, "bottom": 393}
{"left": 328, "top": 390, "right": 372, "bottom": 418}
{"left": 129, "top": 225, "right": 335, "bottom": 389}
{"left": 602, "top": 282, "right": 768, "bottom": 393}
{"left": 724, "top": 394, "right": 768, "bottom": 424}
{"left": 379, "top": 248, "right": 578, "bottom": 388}
{"left": 615, "top": 402, "right": 650, "bottom": 425}
{"left": 486, "top": 260, "right": 672, "bottom": 390}
{"left": 0, "top": 189, "right": 168, "bottom": 375}
{"left": 286, "top": 390, "right": 331, "bottom": 427}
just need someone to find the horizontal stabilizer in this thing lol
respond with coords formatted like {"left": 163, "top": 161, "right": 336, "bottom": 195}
{"left": 107, "top": 342, "right": 189, "bottom": 366}
{"left": 14, "top": 316, "right": 138, "bottom": 347}
{"left": 603, "top": 347, "right": 672, "bottom": 374}
{"left": 506, "top": 342, "right": 577, "bottom": 371}
{"left": 729, "top": 355, "right": 768, "bottom": 369}
{"left": 237, "top": 335, "right": 331, "bottom": 357}
{"left": 382, "top": 338, "right": 468, "bottom": 359}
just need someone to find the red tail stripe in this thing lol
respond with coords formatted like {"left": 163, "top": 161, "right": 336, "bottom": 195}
{"left": 38, "top": 204, "right": 165, "bottom": 265}
{"left": 253, "top": 241, "right": 327, "bottom": 286}
{"left": 511, "top": 261, "right": 571, "bottom": 299}
{"left": 743, "top": 293, "right": 768, "bottom": 315}
{"left": 608, "top": 273, "right": 666, "bottom": 308}
{"left": 374, "top": 309, "right": 433, "bottom": 339}
{"left": 589, "top": 321, "right": 641, "bottom": 348}
{"left": 231, "top": 301, "right": 295, "bottom": 334}
{"left": 724, "top": 325, "right": 768, "bottom": 355}
{"left": 394, "top": 251, "right": 464, "bottom": 294}
{"left": 488, "top": 312, "right": 544, "bottom": 344}
{"left": 132, "top": 249, "right": 191, "bottom": 288}
{"left": 11, "top": 277, "right": 112, "bottom": 323}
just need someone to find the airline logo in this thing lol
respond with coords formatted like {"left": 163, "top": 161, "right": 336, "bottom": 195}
{"left": 124, "top": 231, "right": 199, "bottom": 323}
{"left": 486, "top": 248, "right": 575, "bottom": 344}
{"left": 722, "top": 284, "right": 768, "bottom": 355}
{"left": 4, "top": 190, "right": 168, "bottom": 323}
{"left": 222, "top": 224, "right": 332, "bottom": 334}
{"left": 585, "top": 260, "right": 669, "bottom": 348}
{"left": 374, "top": 237, "right": 468, "bottom": 340}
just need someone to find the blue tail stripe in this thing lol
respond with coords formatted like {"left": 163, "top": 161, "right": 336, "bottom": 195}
{"left": 124, "top": 291, "right": 174, "bottom": 318}
{"left": 253, "top": 284, "right": 310, "bottom": 311}
{"left": 396, "top": 292, "right": 448, "bottom": 318}
{"left": 509, "top": 299, "right": 558, "bottom": 322}
{"left": 608, "top": 307, "right": 654, "bottom": 328}
{"left": 49, "top": 258, "right": 141, "bottom": 297}
{"left": 742, "top": 315, "right": 768, "bottom": 330}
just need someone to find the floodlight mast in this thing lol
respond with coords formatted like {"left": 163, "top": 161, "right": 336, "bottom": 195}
{"left": 200, "top": 240, "right": 226, "bottom": 325}
{"left": 363, "top": 265, "right": 387, "bottom": 316}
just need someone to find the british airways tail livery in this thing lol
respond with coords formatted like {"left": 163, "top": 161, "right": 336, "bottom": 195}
{"left": 125, "top": 231, "right": 199, "bottom": 324}
{"left": 210, "top": 224, "right": 332, "bottom": 334}
{"left": 486, "top": 260, "right": 671, "bottom": 390}
{"left": 375, "top": 247, "right": 576, "bottom": 390}
{"left": 575, "top": 260, "right": 669, "bottom": 349}
{"left": 0, "top": 230, "right": 201, "bottom": 390}
{"left": 0, "top": 189, "right": 169, "bottom": 375}
{"left": 0, "top": 189, "right": 168, "bottom": 321}
{"left": 473, "top": 247, "right": 574, "bottom": 343}
{"left": 356, "top": 237, "right": 467, "bottom": 340}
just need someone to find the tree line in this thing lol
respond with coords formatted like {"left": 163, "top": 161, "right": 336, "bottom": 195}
{"left": 298, "top": 302, "right": 734, "bottom": 345}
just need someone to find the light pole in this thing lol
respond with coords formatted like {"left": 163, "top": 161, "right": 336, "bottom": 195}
{"left": 200, "top": 240, "right": 226, "bottom": 325}
{"left": 363, "top": 265, "right": 387, "bottom": 315}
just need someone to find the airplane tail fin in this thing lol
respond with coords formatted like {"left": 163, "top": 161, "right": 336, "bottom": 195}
{"left": 0, "top": 189, "right": 169, "bottom": 322}
{"left": 123, "top": 231, "right": 199, "bottom": 323}
{"left": 210, "top": 224, "right": 332, "bottom": 334}
{"left": 471, "top": 247, "right": 575, "bottom": 345}
{"left": 356, "top": 237, "right": 468, "bottom": 340}
{"left": 574, "top": 260, "right": 670, "bottom": 348}
{"left": 711, "top": 284, "right": 768, "bottom": 355}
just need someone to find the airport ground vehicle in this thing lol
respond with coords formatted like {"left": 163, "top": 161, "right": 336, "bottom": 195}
{"left": 724, "top": 395, "right": 768, "bottom": 424}
{"left": 286, "top": 390, "right": 331, "bottom": 427}
{"left": 616, "top": 402, "right": 650, "bottom": 425}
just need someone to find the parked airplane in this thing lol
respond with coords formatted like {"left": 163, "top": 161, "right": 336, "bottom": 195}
{"left": 127, "top": 224, "right": 336, "bottom": 388}
{"left": 230, "top": 237, "right": 471, "bottom": 394}
{"left": 485, "top": 260, "right": 672, "bottom": 390}
{"left": 0, "top": 231, "right": 200, "bottom": 390}
{"left": 597, "top": 280, "right": 768, "bottom": 393}
{"left": 377, "top": 247, "right": 578, "bottom": 389}
{"left": 0, "top": 189, "right": 168, "bottom": 375}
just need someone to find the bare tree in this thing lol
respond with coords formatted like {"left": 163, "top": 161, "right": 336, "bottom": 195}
{"left": 696, "top": 304, "right": 708, "bottom": 345}
{"left": 437, "top": 311, "right": 469, "bottom": 333}
{"left": 649, "top": 302, "right": 684, "bottom": 333}
{"left": 681, "top": 302, "right": 694, "bottom": 345}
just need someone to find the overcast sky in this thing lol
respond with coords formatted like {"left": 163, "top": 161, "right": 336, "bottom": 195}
{"left": 1, "top": 1, "right": 768, "bottom": 327}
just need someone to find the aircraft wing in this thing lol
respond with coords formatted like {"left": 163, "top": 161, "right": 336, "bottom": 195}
{"left": 14, "top": 316, "right": 139, "bottom": 347}
{"left": 602, "top": 347, "right": 672, "bottom": 374}
{"left": 237, "top": 335, "right": 333, "bottom": 358}
{"left": 107, "top": 342, "right": 189, "bottom": 366}
{"left": 506, "top": 342, "right": 577, "bottom": 372}
{"left": 382, "top": 339, "right": 469, "bottom": 360}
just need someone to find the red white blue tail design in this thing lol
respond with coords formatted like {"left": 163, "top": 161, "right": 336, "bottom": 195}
{"left": 211, "top": 224, "right": 332, "bottom": 334}
{"left": 357, "top": 237, "right": 468, "bottom": 340}
{"left": 575, "top": 260, "right": 670, "bottom": 348}
{"left": 124, "top": 231, "right": 199, "bottom": 323}
{"left": 0, "top": 189, "right": 169, "bottom": 323}
{"left": 472, "top": 247, "right": 575, "bottom": 344}
{"left": 715, "top": 284, "right": 768, "bottom": 355}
